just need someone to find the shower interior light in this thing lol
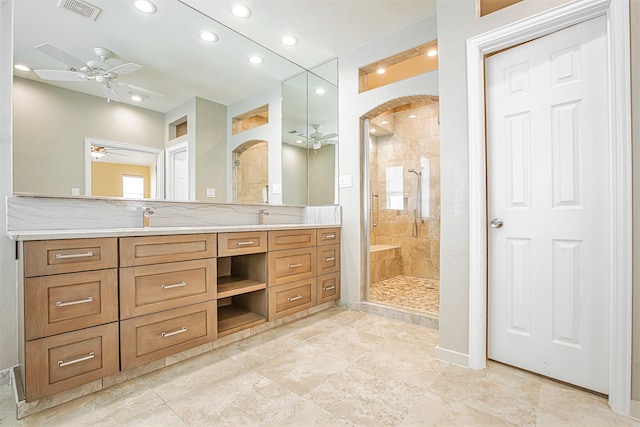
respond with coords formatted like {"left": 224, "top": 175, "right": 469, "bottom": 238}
{"left": 376, "top": 68, "right": 386, "bottom": 75}
{"left": 427, "top": 49, "right": 438, "bottom": 57}
{"left": 409, "top": 114, "right": 417, "bottom": 119}
{"left": 230, "top": 4, "right": 252, "bottom": 18}
{"left": 370, "top": 128, "right": 377, "bottom": 133}
{"left": 380, "top": 120, "right": 389, "bottom": 125}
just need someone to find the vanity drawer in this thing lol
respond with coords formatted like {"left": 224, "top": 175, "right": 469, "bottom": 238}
{"left": 120, "top": 301, "right": 217, "bottom": 370}
{"left": 218, "top": 231, "right": 267, "bottom": 256}
{"left": 317, "top": 244, "right": 340, "bottom": 276}
{"left": 25, "top": 269, "right": 118, "bottom": 340}
{"left": 268, "top": 278, "right": 316, "bottom": 320}
{"left": 119, "top": 259, "right": 217, "bottom": 319}
{"left": 25, "top": 322, "right": 119, "bottom": 402}
{"left": 317, "top": 228, "right": 341, "bottom": 246}
{"left": 120, "top": 234, "right": 217, "bottom": 267}
{"left": 267, "top": 247, "right": 316, "bottom": 286}
{"left": 24, "top": 238, "right": 117, "bottom": 277}
{"left": 268, "top": 229, "right": 316, "bottom": 251}
{"left": 317, "top": 272, "right": 341, "bottom": 304}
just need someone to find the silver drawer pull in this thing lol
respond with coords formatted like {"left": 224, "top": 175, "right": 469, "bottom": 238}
{"left": 323, "top": 234, "right": 336, "bottom": 239}
{"left": 162, "top": 327, "right": 187, "bottom": 338}
{"left": 288, "top": 263, "right": 303, "bottom": 268}
{"left": 323, "top": 257, "right": 336, "bottom": 262}
{"left": 323, "top": 285, "right": 337, "bottom": 291}
{"left": 161, "top": 281, "right": 187, "bottom": 289}
{"left": 287, "top": 295, "right": 303, "bottom": 302}
{"left": 235, "top": 241, "right": 255, "bottom": 246}
{"left": 55, "top": 251, "right": 93, "bottom": 259}
{"left": 58, "top": 352, "right": 95, "bottom": 367}
{"left": 56, "top": 296, "right": 93, "bottom": 307}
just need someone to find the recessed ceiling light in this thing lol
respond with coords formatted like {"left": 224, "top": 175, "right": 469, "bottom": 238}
{"left": 128, "top": 92, "right": 147, "bottom": 102}
{"left": 314, "top": 87, "right": 326, "bottom": 95}
{"left": 248, "top": 55, "right": 264, "bottom": 64}
{"left": 132, "top": 0, "right": 157, "bottom": 14}
{"left": 380, "top": 120, "right": 389, "bottom": 125}
{"left": 376, "top": 68, "right": 386, "bottom": 75}
{"left": 230, "top": 4, "right": 252, "bottom": 18}
{"left": 427, "top": 49, "right": 438, "bottom": 57}
{"left": 14, "top": 64, "right": 31, "bottom": 72}
{"left": 409, "top": 114, "right": 417, "bottom": 119}
{"left": 281, "top": 35, "right": 298, "bottom": 46}
{"left": 199, "top": 31, "right": 218, "bottom": 43}
{"left": 296, "top": 139, "right": 303, "bottom": 144}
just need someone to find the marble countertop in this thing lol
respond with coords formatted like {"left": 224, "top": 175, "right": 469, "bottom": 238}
{"left": 7, "top": 223, "right": 340, "bottom": 241}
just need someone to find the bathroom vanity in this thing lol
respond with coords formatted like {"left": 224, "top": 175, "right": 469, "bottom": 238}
{"left": 12, "top": 224, "right": 340, "bottom": 411}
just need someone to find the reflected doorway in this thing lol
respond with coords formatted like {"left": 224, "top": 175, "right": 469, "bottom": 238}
{"left": 232, "top": 140, "right": 269, "bottom": 204}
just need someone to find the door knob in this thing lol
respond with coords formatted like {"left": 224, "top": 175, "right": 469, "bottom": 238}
{"left": 490, "top": 218, "right": 503, "bottom": 229}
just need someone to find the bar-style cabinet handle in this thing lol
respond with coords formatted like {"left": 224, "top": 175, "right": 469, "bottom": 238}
{"left": 288, "top": 263, "right": 303, "bottom": 268}
{"left": 162, "top": 327, "right": 187, "bottom": 338}
{"left": 287, "top": 295, "right": 303, "bottom": 302}
{"left": 55, "top": 251, "right": 93, "bottom": 259}
{"left": 56, "top": 296, "right": 94, "bottom": 307}
{"left": 58, "top": 352, "right": 95, "bottom": 367}
{"left": 323, "top": 257, "right": 336, "bottom": 262}
{"left": 323, "top": 285, "right": 337, "bottom": 291}
{"left": 323, "top": 234, "right": 336, "bottom": 239}
{"left": 161, "top": 281, "right": 187, "bottom": 289}
{"left": 235, "top": 241, "right": 255, "bottom": 246}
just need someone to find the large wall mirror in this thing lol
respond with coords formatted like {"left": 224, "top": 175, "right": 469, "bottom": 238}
{"left": 12, "top": 0, "right": 338, "bottom": 206}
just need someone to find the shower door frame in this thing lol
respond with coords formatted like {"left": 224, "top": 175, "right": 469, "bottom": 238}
{"left": 360, "top": 117, "right": 372, "bottom": 302}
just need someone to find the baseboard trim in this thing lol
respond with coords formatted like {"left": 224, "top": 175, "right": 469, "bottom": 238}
{"left": 435, "top": 345, "right": 469, "bottom": 368}
{"left": 630, "top": 400, "right": 640, "bottom": 419}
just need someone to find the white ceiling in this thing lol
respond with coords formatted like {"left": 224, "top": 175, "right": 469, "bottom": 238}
{"left": 13, "top": 0, "right": 437, "bottom": 113}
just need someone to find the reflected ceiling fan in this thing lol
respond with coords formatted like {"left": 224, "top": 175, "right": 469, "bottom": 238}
{"left": 91, "top": 145, "right": 126, "bottom": 159}
{"left": 33, "top": 43, "right": 163, "bottom": 103}
{"left": 291, "top": 124, "right": 338, "bottom": 150}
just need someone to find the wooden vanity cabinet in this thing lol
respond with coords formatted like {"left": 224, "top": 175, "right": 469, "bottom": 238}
{"left": 316, "top": 228, "right": 341, "bottom": 305}
{"left": 21, "top": 238, "right": 119, "bottom": 402}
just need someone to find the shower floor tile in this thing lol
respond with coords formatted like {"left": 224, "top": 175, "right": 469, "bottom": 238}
{"left": 370, "top": 275, "right": 439, "bottom": 315}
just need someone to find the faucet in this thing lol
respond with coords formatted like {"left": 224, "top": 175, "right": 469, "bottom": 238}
{"left": 259, "top": 209, "right": 270, "bottom": 225}
{"left": 142, "top": 207, "right": 155, "bottom": 228}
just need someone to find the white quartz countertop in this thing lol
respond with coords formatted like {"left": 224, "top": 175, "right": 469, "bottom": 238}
{"left": 7, "top": 223, "right": 340, "bottom": 241}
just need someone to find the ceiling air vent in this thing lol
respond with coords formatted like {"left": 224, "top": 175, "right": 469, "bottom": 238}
{"left": 58, "top": 0, "right": 102, "bottom": 21}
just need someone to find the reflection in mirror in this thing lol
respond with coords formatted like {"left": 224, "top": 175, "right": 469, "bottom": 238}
{"left": 232, "top": 140, "right": 269, "bottom": 204}
{"left": 12, "top": 0, "right": 338, "bottom": 205}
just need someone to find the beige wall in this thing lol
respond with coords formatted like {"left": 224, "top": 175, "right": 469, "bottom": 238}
{"left": 282, "top": 143, "right": 308, "bottom": 205}
{"left": 91, "top": 162, "right": 151, "bottom": 198}
{"left": 369, "top": 101, "right": 440, "bottom": 280}
{"left": 309, "top": 144, "right": 336, "bottom": 205}
{"left": 13, "top": 77, "right": 164, "bottom": 196}
{"left": 195, "top": 97, "right": 227, "bottom": 201}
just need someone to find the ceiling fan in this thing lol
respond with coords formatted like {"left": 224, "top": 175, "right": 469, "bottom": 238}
{"left": 91, "top": 145, "right": 126, "bottom": 159}
{"left": 33, "top": 43, "right": 163, "bottom": 103}
{"left": 291, "top": 124, "right": 338, "bottom": 150}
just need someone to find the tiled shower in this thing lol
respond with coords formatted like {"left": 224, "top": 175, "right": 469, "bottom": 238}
{"left": 368, "top": 99, "right": 440, "bottom": 315}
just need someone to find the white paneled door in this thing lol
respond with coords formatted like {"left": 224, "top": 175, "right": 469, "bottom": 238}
{"left": 486, "top": 16, "right": 609, "bottom": 394}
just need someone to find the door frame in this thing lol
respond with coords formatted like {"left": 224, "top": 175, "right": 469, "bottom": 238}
{"left": 165, "top": 140, "right": 191, "bottom": 201}
{"left": 467, "top": 0, "right": 631, "bottom": 414}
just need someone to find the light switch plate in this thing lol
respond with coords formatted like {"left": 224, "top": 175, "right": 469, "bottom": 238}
{"left": 206, "top": 188, "right": 216, "bottom": 198}
{"left": 339, "top": 175, "right": 353, "bottom": 188}
{"left": 71, "top": 187, "right": 80, "bottom": 195}
{"left": 273, "top": 184, "right": 282, "bottom": 194}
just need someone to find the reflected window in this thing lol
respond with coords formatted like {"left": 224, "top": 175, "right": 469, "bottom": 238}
{"left": 386, "top": 166, "right": 404, "bottom": 210}
{"left": 123, "top": 175, "right": 144, "bottom": 199}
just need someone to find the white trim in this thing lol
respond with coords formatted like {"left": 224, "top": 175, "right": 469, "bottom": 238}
{"left": 466, "top": 0, "right": 631, "bottom": 414}
{"left": 84, "top": 138, "right": 164, "bottom": 199}
{"left": 435, "top": 346, "right": 469, "bottom": 368}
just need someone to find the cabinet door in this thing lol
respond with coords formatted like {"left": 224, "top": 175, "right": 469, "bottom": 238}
{"left": 25, "top": 269, "right": 118, "bottom": 340}
{"left": 120, "top": 301, "right": 217, "bottom": 370}
{"left": 268, "top": 247, "right": 316, "bottom": 286}
{"left": 120, "top": 259, "right": 217, "bottom": 319}
{"left": 24, "top": 238, "right": 117, "bottom": 277}
{"left": 317, "top": 272, "right": 340, "bottom": 304}
{"left": 120, "top": 234, "right": 216, "bottom": 267}
{"left": 25, "top": 323, "right": 119, "bottom": 402}
{"left": 268, "top": 278, "right": 316, "bottom": 320}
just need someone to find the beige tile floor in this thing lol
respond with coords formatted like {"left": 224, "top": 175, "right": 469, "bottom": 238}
{"left": 0, "top": 307, "right": 637, "bottom": 426}
{"left": 370, "top": 275, "right": 440, "bottom": 315}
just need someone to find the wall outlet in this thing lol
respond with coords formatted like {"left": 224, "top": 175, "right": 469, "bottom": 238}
{"left": 206, "top": 188, "right": 216, "bottom": 198}
{"left": 71, "top": 187, "right": 80, "bottom": 195}
{"left": 272, "top": 184, "right": 282, "bottom": 194}
{"left": 339, "top": 175, "right": 353, "bottom": 188}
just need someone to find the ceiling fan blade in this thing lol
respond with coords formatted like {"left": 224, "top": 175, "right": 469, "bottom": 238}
{"left": 35, "top": 43, "right": 86, "bottom": 70}
{"left": 117, "top": 81, "right": 165, "bottom": 97}
{"left": 106, "top": 63, "right": 142, "bottom": 76}
{"left": 101, "top": 85, "right": 119, "bottom": 102}
{"left": 34, "top": 69, "right": 88, "bottom": 81}
{"left": 320, "top": 132, "right": 338, "bottom": 140}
